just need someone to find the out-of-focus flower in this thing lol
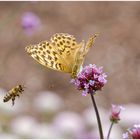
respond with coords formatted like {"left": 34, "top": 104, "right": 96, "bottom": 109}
{"left": 21, "top": 12, "right": 41, "bottom": 36}
{"left": 52, "top": 111, "right": 85, "bottom": 138}
{"left": 33, "top": 91, "right": 63, "bottom": 113}
{"left": 32, "top": 123, "right": 62, "bottom": 139}
{"left": 123, "top": 124, "right": 140, "bottom": 139}
{"left": 110, "top": 104, "right": 125, "bottom": 123}
{"left": 130, "top": 124, "right": 140, "bottom": 139}
{"left": 10, "top": 116, "right": 38, "bottom": 137}
{"left": 121, "top": 104, "right": 140, "bottom": 126}
{"left": 0, "top": 133, "right": 18, "bottom": 139}
{"left": 71, "top": 64, "right": 107, "bottom": 96}
{"left": 76, "top": 130, "right": 98, "bottom": 139}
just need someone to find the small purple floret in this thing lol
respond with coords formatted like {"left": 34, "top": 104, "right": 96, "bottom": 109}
{"left": 123, "top": 132, "right": 129, "bottom": 139}
{"left": 71, "top": 64, "right": 107, "bottom": 96}
{"left": 21, "top": 12, "right": 41, "bottom": 36}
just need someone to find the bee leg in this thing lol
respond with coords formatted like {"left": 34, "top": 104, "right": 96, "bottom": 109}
{"left": 12, "top": 97, "right": 15, "bottom": 106}
{"left": 21, "top": 89, "right": 24, "bottom": 92}
{"left": 3, "top": 97, "right": 6, "bottom": 102}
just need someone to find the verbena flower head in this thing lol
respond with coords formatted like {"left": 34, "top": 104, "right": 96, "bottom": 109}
{"left": 123, "top": 124, "right": 140, "bottom": 139}
{"left": 110, "top": 104, "right": 125, "bottom": 123}
{"left": 71, "top": 64, "right": 107, "bottom": 96}
{"left": 21, "top": 12, "right": 41, "bottom": 36}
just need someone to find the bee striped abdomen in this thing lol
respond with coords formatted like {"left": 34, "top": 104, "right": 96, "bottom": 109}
{"left": 3, "top": 92, "right": 13, "bottom": 102}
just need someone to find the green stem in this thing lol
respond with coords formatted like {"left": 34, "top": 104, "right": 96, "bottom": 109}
{"left": 90, "top": 93, "right": 104, "bottom": 139}
{"left": 107, "top": 122, "right": 114, "bottom": 139}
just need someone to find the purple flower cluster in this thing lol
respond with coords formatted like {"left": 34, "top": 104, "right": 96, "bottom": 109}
{"left": 110, "top": 104, "right": 124, "bottom": 123}
{"left": 21, "top": 12, "right": 41, "bottom": 36}
{"left": 123, "top": 124, "right": 140, "bottom": 139}
{"left": 71, "top": 64, "right": 107, "bottom": 96}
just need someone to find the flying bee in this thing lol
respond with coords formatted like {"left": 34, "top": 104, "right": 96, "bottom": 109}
{"left": 3, "top": 85, "right": 24, "bottom": 106}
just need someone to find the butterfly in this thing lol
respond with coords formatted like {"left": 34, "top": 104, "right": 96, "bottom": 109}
{"left": 25, "top": 33, "right": 98, "bottom": 78}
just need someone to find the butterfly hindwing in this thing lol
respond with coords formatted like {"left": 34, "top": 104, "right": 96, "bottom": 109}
{"left": 71, "top": 34, "right": 98, "bottom": 77}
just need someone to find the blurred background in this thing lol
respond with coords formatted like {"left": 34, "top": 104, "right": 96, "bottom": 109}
{"left": 0, "top": 1, "right": 140, "bottom": 138}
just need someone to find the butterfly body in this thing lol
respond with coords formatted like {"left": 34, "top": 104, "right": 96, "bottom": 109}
{"left": 25, "top": 33, "right": 98, "bottom": 78}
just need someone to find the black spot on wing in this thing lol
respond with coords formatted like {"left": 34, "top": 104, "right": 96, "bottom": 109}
{"left": 67, "top": 37, "right": 71, "bottom": 40}
{"left": 46, "top": 50, "right": 50, "bottom": 54}
{"left": 38, "top": 51, "right": 41, "bottom": 54}
{"left": 54, "top": 57, "right": 58, "bottom": 61}
{"left": 64, "top": 45, "right": 70, "bottom": 48}
{"left": 48, "top": 55, "right": 52, "bottom": 60}
{"left": 67, "top": 41, "right": 70, "bottom": 44}
{"left": 36, "top": 55, "right": 40, "bottom": 61}
{"left": 58, "top": 36, "right": 61, "bottom": 40}
{"left": 43, "top": 51, "right": 46, "bottom": 55}
{"left": 72, "top": 43, "right": 76, "bottom": 46}
{"left": 49, "top": 46, "right": 52, "bottom": 49}
{"left": 62, "top": 36, "right": 65, "bottom": 39}
{"left": 39, "top": 47, "right": 43, "bottom": 51}
{"left": 57, "top": 43, "right": 60, "bottom": 47}
{"left": 60, "top": 41, "right": 63, "bottom": 45}
{"left": 58, "top": 63, "right": 63, "bottom": 70}
{"left": 42, "top": 45, "right": 46, "bottom": 49}
{"left": 50, "top": 61, "right": 54, "bottom": 67}
{"left": 55, "top": 63, "right": 58, "bottom": 69}
{"left": 52, "top": 51, "right": 57, "bottom": 56}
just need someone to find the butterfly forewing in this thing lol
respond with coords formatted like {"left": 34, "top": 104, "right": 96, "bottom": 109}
{"left": 51, "top": 33, "right": 78, "bottom": 53}
{"left": 25, "top": 41, "right": 69, "bottom": 72}
{"left": 51, "top": 33, "right": 80, "bottom": 58}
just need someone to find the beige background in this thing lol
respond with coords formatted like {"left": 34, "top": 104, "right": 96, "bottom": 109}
{"left": 0, "top": 2, "right": 140, "bottom": 138}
